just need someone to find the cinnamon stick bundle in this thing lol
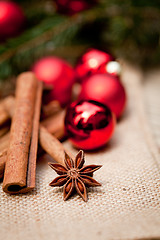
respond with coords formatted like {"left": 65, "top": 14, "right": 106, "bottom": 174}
{"left": 0, "top": 109, "right": 65, "bottom": 179}
{"left": 0, "top": 126, "right": 68, "bottom": 181}
{"left": 3, "top": 72, "right": 43, "bottom": 194}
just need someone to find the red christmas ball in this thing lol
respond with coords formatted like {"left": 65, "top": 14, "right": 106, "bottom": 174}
{"left": 54, "top": 0, "right": 97, "bottom": 15}
{"left": 0, "top": 1, "right": 25, "bottom": 41}
{"left": 65, "top": 100, "right": 116, "bottom": 150}
{"left": 75, "top": 48, "right": 114, "bottom": 82}
{"left": 32, "top": 56, "right": 75, "bottom": 107}
{"left": 78, "top": 73, "right": 126, "bottom": 118}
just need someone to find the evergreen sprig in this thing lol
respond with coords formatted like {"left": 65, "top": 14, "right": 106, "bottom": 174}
{"left": 0, "top": 0, "right": 160, "bottom": 81}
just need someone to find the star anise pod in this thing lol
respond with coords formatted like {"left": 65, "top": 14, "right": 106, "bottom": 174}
{"left": 48, "top": 150, "right": 102, "bottom": 202}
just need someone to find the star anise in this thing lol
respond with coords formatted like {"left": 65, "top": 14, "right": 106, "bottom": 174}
{"left": 48, "top": 150, "right": 102, "bottom": 202}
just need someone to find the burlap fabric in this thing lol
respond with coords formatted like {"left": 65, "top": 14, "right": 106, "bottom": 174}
{"left": 0, "top": 63, "right": 160, "bottom": 240}
{"left": 143, "top": 68, "right": 160, "bottom": 148}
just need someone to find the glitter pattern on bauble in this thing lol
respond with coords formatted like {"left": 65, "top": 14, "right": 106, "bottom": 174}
{"left": 0, "top": 1, "right": 25, "bottom": 41}
{"left": 78, "top": 73, "right": 126, "bottom": 118}
{"left": 65, "top": 100, "right": 116, "bottom": 150}
{"left": 75, "top": 48, "right": 114, "bottom": 82}
{"left": 32, "top": 56, "right": 75, "bottom": 107}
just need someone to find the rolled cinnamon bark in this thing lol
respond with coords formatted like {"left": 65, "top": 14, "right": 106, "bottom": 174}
{"left": 41, "top": 110, "right": 65, "bottom": 139}
{"left": 0, "top": 96, "right": 62, "bottom": 128}
{"left": 0, "top": 110, "right": 65, "bottom": 155}
{"left": 0, "top": 110, "right": 65, "bottom": 180}
{"left": 0, "top": 96, "right": 13, "bottom": 126}
{"left": 39, "top": 126, "right": 73, "bottom": 165}
{"left": 0, "top": 96, "right": 15, "bottom": 138}
{"left": 42, "top": 100, "right": 62, "bottom": 119}
{"left": 0, "top": 133, "right": 9, "bottom": 178}
{"left": 0, "top": 126, "right": 9, "bottom": 138}
{"left": 0, "top": 96, "right": 65, "bottom": 141}
{"left": 2, "top": 95, "right": 15, "bottom": 118}
{"left": 3, "top": 72, "right": 43, "bottom": 194}
{"left": 0, "top": 150, "right": 7, "bottom": 179}
{"left": 0, "top": 130, "right": 10, "bottom": 153}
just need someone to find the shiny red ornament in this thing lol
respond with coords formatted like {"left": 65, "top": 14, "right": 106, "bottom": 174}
{"left": 65, "top": 100, "right": 116, "bottom": 150}
{"left": 54, "top": 0, "right": 97, "bottom": 15}
{"left": 32, "top": 56, "right": 75, "bottom": 107}
{"left": 0, "top": 1, "right": 25, "bottom": 41}
{"left": 78, "top": 73, "right": 126, "bottom": 118}
{"left": 75, "top": 48, "right": 114, "bottom": 82}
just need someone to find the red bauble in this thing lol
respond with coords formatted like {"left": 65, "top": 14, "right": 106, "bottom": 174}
{"left": 54, "top": 0, "right": 97, "bottom": 15}
{"left": 65, "top": 100, "right": 116, "bottom": 150}
{"left": 78, "top": 73, "right": 126, "bottom": 118}
{"left": 75, "top": 48, "right": 114, "bottom": 82}
{"left": 32, "top": 56, "right": 75, "bottom": 107}
{"left": 0, "top": 1, "right": 25, "bottom": 41}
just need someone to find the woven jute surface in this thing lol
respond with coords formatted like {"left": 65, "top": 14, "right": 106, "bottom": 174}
{"left": 143, "top": 68, "right": 160, "bottom": 148}
{"left": 0, "top": 63, "right": 160, "bottom": 240}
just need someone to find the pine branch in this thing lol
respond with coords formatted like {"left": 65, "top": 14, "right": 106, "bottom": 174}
{"left": 1, "top": 0, "right": 160, "bottom": 81}
{"left": 0, "top": 7, "right": 104, "bottom": 79}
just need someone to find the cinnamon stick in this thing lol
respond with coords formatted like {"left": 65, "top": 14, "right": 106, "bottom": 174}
{"left": 0, "top": 110, "right": 65, "bottom": 179}
{"left": 0, "top": 96, "right": 65, "bottom": 138}
{"left": 0, "top": 126, "right": 9, "bottom": 138}
{"left": 0, "top": 96, "right": 12, "bottom": 126}
{"left": 39, "top": 126, "right": 73, "bottom": 165}
{"left": 26, "top": 79, "right": 43, "bottom": 190}
{"left": 41, "top": 110, "right": 65, "bottom": 139}
{"left": 0, "top": 132, "right": 10, "bottom": 152}
{"left": 0, "top": 96, "right": 65, "bottom": 181}
{"left": 0, "top": 151, "right": 7, "bottom": 179}
{"left": 42, "top": 100, "right": 62, "bottom": 119}
{"left": 0, "top": 95, "right": 64, "bottom": 131}
{"left": 3, "top": 72, "right": 43, "bottom": 194}
{"left": 2, "top": 95, "right": 15, "bottom": 118}
{"left": 0, "top": 110, "right": 65, "bottom": 155}
{"left": 0, "top": 96, "right": 15, "bottom": 138}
